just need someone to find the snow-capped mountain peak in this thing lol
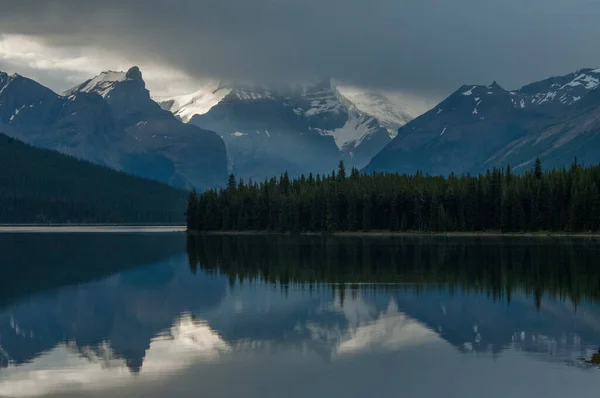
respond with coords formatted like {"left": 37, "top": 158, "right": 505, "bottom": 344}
{"left": 64, "top": 66, "right": 144, "bottom": 98}
{"left": 366, "top": 66, "right": 600, "bottom": 178}
{"left": 433, "top": 68, "right": 600, "bottom": 118}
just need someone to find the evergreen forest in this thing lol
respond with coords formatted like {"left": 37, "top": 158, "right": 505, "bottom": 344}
{"left": 0, "top": 133, "right": 187, "bottom": 224}
{"left": 186, "top": 158, "right": 600, "bottom": 233}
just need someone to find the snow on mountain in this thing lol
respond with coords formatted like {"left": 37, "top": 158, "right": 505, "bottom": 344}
{"left": 324, "top": 112, "right": 379, "bottom": 150}
{"left": 159, "top": 81, "right": 231, "bottom": 122}
{"left": 232, "top": 86, "right": 275, "bottom": 101}
{"left": 63, "top": 70, "right": 128, "bottom": 98}
{"left": 516, "top": 68, "right": 600, "bottom": 107}
{"left": 335, "top": 86, "right": 424, "bottom": 138}
{"left": 159, "top": 79, "right": 424, "bottom": 146}
{"left": 289, "top": 79, "right": 388, "bottom": 151}
{"left": 413, "top": 68, "right": 600, "bottom": 122}
{"left": 300, "top": 81, "right": 345, "bottom": 117}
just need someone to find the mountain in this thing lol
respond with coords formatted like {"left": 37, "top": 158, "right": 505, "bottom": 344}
{"left": 160, "top": 80, "right": 415, "bottom": 181}
{"left": 365, "top": 68, "right": 600, "bottom": 175}
{"left": 334, "top": 85, "right": 416, "bottom": 137}
{"left": 184, "top": 81, "right": 343, "bottom": 181}
{"left": 486, "top": 70, "right": 600, "bottom": 171}
{"left": 0, "top": 67, "right": 228, "bottom": 190}
{"left": 0, "top": 133, "right": 187, "bottom": 223}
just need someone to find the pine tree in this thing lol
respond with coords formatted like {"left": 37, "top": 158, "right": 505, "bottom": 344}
{"left": 227, "top": 174, "right": 237, "bottom": 193}
{"left": 185, "top": 190, "right": 198, "bottom": 231}
{"left": 534, "top": 157, "right": 543, "bottom": 180}
{"left": 506, "top": 164, "right": 512, "bottom": 187}
{"left": 337, "top": 161, "right": 347, "bottom": 181}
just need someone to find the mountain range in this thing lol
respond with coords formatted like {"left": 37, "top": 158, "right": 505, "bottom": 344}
{"left": 3, "top": 65, "right": 600, "bottom": 195}
{"left": 161, "top": 67, "right": 600, "bottom": 181}
{"left": 365, "top": 68, "right": 600, "bottom": 175}
{"left": 0, "top": 67, "right": 227, "bottom": 190}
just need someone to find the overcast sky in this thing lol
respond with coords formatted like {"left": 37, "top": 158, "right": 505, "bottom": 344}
{"left": 1, "top": 0, "right": 600, "bottom": 99}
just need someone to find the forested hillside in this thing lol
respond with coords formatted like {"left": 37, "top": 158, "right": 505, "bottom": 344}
{"left": 187, "top": 159, "right": 600, "bottom": 233}
{"left": 0, "top": 133, "right": 187, "bottom": 223}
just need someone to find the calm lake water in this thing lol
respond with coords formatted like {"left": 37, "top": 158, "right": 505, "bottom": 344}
{"left": 1, "top": 232, "right": 600, "bottom": 397}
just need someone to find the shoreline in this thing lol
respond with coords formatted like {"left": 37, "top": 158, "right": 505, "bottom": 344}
{"left": 0, "top": 225, "right": 186, "bottom": 233}
{"left": 0, "top": 223, "right": 183, "bottom": 227}
{"left": 189, "top": 230, "right": 600, "bottom": 239}
{"left": 2, "top": 226, "right": 599, "bottom": 238}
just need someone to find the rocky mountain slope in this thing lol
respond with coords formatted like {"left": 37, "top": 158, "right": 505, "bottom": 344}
{"left": 0, "top": 67, "right": 228, "bottom": 190}
{"left": 365, "top": 68, "right": 600, "bottom": 175}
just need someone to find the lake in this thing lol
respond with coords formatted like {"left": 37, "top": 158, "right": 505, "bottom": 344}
{"left": 1, "top": 231, "right": 600, "bottom": 397}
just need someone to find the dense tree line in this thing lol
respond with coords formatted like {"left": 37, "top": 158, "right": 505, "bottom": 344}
{"left": 0, "top": 133, "right": 187, "bottom": 223}
{"left": 187, "top": 158, "right": 600, "bottom": 233}
{"left": 187, "top": 234, "right": 600, "bottom": 307}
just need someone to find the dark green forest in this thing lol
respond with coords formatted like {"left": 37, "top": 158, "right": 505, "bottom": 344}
{"left": 0, "top": 133, "right": 187, "bottom": 223}
{"left": 187, "top": 234, "right": 600, "bottom": 307}
{"left": 186, "top": 158, "right": 600, "bottom": 233}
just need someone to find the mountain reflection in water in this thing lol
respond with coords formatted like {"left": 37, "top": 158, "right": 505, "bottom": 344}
{"left": 1, "top": 233, "right": 600, "bottom": 398}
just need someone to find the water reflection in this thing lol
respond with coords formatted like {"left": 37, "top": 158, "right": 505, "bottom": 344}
{"left": 0, "top": 314, "right": 230, "bottom": 396}
{"left": 188, "top": 234, "right": 600, "bottom": 306}
{"left": 1, "top": 233, "right": 600, "bottom": 397}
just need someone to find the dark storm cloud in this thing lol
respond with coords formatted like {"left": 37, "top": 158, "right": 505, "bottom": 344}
{"left": 1, "top": 0, "right": 600, "bottom": 95}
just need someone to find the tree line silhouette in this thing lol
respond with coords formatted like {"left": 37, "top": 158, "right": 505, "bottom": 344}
{"left": 0, "top": 133, "right": 187, "bottom": 224}
{"left": 187, "top": 234, "right": 600, "bottom": 308}
{"left": 186, "top": 158, "right": 600, "bottom": 233}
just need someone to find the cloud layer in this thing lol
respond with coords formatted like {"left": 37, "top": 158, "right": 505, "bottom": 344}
{"left": 0, "top": 35, "right": 201, "bottom": 96}
{"left": 1, "top": 0, "right": 600, "bottom": 96}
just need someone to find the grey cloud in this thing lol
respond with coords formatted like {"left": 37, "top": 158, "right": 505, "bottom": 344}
{"left": 1, "top": 0, "right": 600, "bottom": 96}
{"left": 0, "top": 57, "right": 87, "bottom": 90}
